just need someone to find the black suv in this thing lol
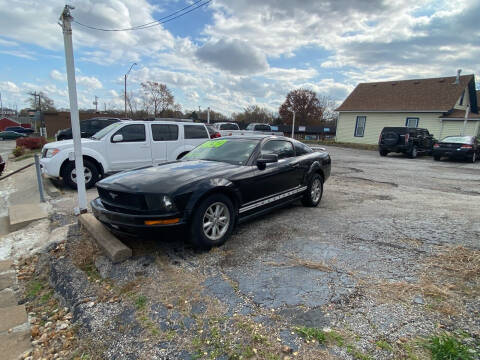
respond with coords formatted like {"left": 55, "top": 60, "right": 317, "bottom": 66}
{"left": 378, "top": 127, "right": 435, "bottom": 158}
{"left": 56, "top": 118, "right": 121, "bottom": 141}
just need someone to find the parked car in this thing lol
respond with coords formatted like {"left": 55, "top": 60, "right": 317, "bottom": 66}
{"left": 0, "top": 131, "right": 27, "bottom": 140}
{"left": 213, "top": 122, "right": 240, "bottom": 131}
{"left": 56, "top": 118, "right": 121, "bottom": 141}
{"left": 0, "top": 155, "right": 5, "bottom": 176}
{"left": 91, "top": 135, "right": 331, "bottom": 248}
{"left": 433, "top": 136, "right": 479, "bottom": 163}
{"left": 205, "top": 124, "right": 221, "bottom": 138}
{"left": 41, "top": 120, "right": 210, "bottom": 189}
{"left": 213, "top": 122, "right": 283, "bottom": 137}
{"left": 378, "top": 127, "right": 435, "bottom": 158}
{"left": 5, "top": 126, "right": 34, "bottom": 134}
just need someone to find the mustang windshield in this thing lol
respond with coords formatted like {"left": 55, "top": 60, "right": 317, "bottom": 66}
{"left": 183, "top": 139, "right": 259, "bottom": 165}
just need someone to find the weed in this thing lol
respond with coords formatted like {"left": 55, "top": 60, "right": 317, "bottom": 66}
{"left": 295, "top": 326, "right": 327, "bottom": 343}
{"left": 346, "top": 344, "right": 372, "bottom": 360}
{"left": 375, "top": 339, "right": 393, "bottom": 352}
{"left": 40, "top": 290, "right": 53, "bottom": 304}
{"left": 27, "top": 280, "right": 43, "bottom": 298}
{"left": 425, "top": 333, "right": 476, "bottom": 360}
{"left": 135, "top": 295, "right": 147, "bottom": 310}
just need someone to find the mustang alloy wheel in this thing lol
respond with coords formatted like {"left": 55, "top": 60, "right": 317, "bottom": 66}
{"left": 302, "top": 173, "right": 323, "bottom": 207}
{"left": 202, "top": 202, "right": 231, "bottom": 241}
{"left": 191, "top": 194, "right": 235, "bottom": 249}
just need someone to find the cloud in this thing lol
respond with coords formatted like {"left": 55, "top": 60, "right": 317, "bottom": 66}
{"left": 196, "top": 39, "right": 268, "bottom": 75}
{"left": 77, "top": 76, "right": 103, "bottom": 89}
{"left": 50, "top": 70, "right": 66, "bottom": 82}
{"left": 0, "top": 49, "right": 35, "bottom": 60}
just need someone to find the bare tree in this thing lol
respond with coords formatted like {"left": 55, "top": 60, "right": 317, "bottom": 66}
{"left": 232, "top": 105, "right": 274, "bottom": 127}
{"left": 279, "top": 89, "right": 324, "bottom": 126}
{"left": 140, "top": 81, "right": 174, "bottom": 117}
{"left": 27, "top": 91, "right": 56, "bottom": 112}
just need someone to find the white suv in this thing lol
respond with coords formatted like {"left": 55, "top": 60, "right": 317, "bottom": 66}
{"left": 40, "top": 120, "right": 210, "bottom": 189}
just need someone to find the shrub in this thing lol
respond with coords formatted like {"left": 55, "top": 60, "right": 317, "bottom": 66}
{"left": 16, "top": 137, "right": 47, "bottom": 150}
{"left": 12, "top": 146, "right": 25, "bottom": 157}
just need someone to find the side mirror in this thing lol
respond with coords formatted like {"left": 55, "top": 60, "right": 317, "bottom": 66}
{"left": 112, "top": 134, "right": 123, "bottom": 143}
{"left": 257, "top": 153, "right": 278, "bottom": 170}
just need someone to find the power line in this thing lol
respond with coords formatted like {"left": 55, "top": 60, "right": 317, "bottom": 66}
{"left": 73, "top": 0, "right": 211, "bottom": 32}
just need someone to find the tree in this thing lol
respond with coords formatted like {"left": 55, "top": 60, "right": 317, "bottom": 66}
{"left": 140, "top": 81, "right": 174, "bottom": 117}
{"left": 279, "top": 89, "right": 324, "bottom": 126}
{"left": 232, "top": 105, "right": 274, "bottom": 128}
{"left": 27, "top": 91, "right": 56, "bottom": 112}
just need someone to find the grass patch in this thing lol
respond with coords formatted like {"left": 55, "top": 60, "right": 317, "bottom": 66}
{"left": 134, "top": 295, "right": 147, "bottom": 310}
{"left": 346, "top": 345, "right": 372, "bottom": 360}
{"left": 375, "top": 339, "right": 393, "bottom": 352}
{"left": 425, "top": 333, "right": 477, "bottom": 360}
{"left": 27, "top": 280, "right": 43, "bottom": 298}
{"left": 294, "top": 326, "right": 344, "bottom": 346}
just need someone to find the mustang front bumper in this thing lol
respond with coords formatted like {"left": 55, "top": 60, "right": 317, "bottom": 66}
{"left": 91, "top": 197, "right": 185, "bottom": 235}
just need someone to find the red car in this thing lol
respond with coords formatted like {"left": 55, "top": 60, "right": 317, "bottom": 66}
{"left": 0, "top": 155, "right": 5, "bottom": 176}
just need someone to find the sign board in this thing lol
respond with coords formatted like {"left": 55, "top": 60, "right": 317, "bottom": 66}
{"left": 299, "top": 126, "right": 306, "bottom": 132}
{"left": 305, "top": 135, "right": 317, "bottom": 140}
{"left": 324, "top": 127, "right": 330, "bottom": 132}
{"left": 270, "top": 125, "right": 278, "bottom": 131}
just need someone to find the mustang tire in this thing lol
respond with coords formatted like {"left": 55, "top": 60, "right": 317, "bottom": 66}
{"left": 62, "top": 160, "right": 99, "bottom": 190}
{"left": 302, "top": 174, "right": 323, "bottom": 207}
{"left": 190, "top": 193, "right": 235, "bottom": 249}
{"left": 379, "top": 150, "right": 388, "bottom": 157}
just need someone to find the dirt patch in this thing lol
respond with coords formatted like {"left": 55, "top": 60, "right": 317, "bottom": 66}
{"left": 373, "top": 246, "right": 480, "bottom": 316}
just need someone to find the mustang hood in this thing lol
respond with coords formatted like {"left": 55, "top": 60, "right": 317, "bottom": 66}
{"left": 98, "top": 160, "right": 238, "bottom": 193}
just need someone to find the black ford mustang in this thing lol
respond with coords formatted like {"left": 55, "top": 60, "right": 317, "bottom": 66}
{"left": 92, "top": 136, "right": 331, "bottom": 248}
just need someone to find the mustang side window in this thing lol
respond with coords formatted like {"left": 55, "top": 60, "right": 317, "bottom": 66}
{"left": 261, "top": 140, "right": 295, "bottom": 159}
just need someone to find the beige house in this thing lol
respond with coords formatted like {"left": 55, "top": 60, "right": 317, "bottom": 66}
{"left": 335, "top": 73, "right": 480, "bottom": 145}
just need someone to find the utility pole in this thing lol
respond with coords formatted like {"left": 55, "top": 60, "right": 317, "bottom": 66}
{"left": 207, "top": 107, "right": 210, "bottom": 124}
{"left": 0, "top": 92, "right": 3, "bottom": 118}
{"left": 124, "top": 62, "right": 137, "bottom": 118}
{"left": 59, "top": 5, "right": 87, "bottom": 214}
{"left": 104, "top": 103, "right": 106, "bottom": 112}
{"left": 291, "top": 111, "right": 295, "bottom": 139}
{"left": 93, "top": 96, "right": 98, "bottom": 112}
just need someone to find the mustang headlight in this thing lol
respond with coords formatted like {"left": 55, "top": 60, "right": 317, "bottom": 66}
{"left": 145, "top": 194, "right": 177, "bottom": 212}
{"left": 45, "top": 148, "right": 60, "bottom": 158}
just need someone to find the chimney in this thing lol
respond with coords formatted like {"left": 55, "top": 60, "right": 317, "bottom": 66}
{"left": 454, "top": 69, "right": 461, "bottom": 84}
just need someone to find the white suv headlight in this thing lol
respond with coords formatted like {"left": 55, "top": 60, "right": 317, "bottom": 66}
{"left": 45, "top": 148, "right": 60, "bottom": 158}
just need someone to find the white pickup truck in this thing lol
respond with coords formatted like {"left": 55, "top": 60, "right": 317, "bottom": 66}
{"left": 40, "top": 120, "right": 210, "bottom": 189}
{"left": 212, "top": 122, "right": 283, "bottom": 137}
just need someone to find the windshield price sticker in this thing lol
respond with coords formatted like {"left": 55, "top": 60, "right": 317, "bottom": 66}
{"left": 200, "top": 140, "right": 227, "bottom": 148}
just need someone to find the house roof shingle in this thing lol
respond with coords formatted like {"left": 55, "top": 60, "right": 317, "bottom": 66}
{"left": 336, "top": 74, "right": 474, "bottom": 112}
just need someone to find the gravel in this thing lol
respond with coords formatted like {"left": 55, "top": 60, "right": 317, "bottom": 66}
{"left": 44, "top": 146, "right": 480, "bottom": 359}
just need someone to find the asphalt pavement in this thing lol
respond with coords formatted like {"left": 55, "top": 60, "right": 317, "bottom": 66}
{"left": 41, "top": 145, "right": 480, "bottom": 359}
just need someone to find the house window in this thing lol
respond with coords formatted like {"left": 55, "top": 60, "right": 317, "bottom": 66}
{"left": 406, "top": 117, "right": 419, "bottom": 128}
{"left": 354, "top": 116, "right": 366, "bottom": 137}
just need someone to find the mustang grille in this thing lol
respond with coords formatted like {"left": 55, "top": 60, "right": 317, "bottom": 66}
{"left": 97, "top": 188, "right": 147, "bottom": 211}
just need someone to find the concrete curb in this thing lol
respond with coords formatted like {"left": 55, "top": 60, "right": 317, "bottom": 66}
{"left": 78, "top": 213, "right": 132, "bottom": 264}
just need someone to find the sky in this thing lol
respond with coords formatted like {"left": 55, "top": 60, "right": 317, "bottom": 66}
{"left": 0, "top": 0, "right": 479, "bottom": 116}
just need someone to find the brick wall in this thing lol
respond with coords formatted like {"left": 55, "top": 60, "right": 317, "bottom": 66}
{"left": 44, "top": 112, "right": 121, "bottom": 138}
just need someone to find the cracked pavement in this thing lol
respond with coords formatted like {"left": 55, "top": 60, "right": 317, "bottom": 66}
{"left": 45, "top": 145, "right": 480, "bottom": 359}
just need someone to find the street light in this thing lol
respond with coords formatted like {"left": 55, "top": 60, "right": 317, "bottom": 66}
{"left": 124, "top": 62, "right": 137, "bottom": 118}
